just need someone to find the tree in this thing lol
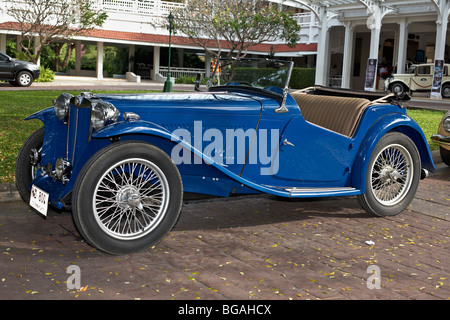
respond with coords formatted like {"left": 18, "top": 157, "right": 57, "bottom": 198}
{"left": 5, "top": 0, "right": 107, "bottom": 64}
{"left": 168, "top": 0, "right": 301, "bottom": 59}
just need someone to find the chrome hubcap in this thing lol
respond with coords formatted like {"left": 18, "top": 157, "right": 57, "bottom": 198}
{"left": 370, "top": 144, "right": 413, "bottom": 206}
{"left": 20, "top": 74, "right": 31, "bottom": 85}
{"left": 93, "top": 158, "right": 170, "bottom": 240}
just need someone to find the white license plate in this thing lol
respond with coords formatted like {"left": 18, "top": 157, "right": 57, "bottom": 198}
{"left": 30, "top": 185, "right": 49, "bottom": 217}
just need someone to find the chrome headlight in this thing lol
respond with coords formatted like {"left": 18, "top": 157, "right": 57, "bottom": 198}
{"left": 443, "top": 116, "right": 450, "bottom": 133}
{"left": 91, "top": 101, "right": 120, "bottom": 131}
{"left": 54, "top": 93, "right": 74, "bottom": 122}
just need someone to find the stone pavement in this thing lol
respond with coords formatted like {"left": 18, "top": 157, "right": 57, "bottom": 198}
{"left": 0, "top": 77, "right": 449, "bottom": 303}
{"left": 0, "top": 163, "right": 448, "bottom": 301}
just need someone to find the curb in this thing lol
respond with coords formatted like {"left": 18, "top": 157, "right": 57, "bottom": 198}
{"left": 0, "top": 183, "right": 21, "bottom": 203}
{"left": 0, "top": 150, "right": 443, "bottom": 204}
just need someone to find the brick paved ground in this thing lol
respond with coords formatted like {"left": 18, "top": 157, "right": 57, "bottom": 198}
{"left": 0, "top": 166, "right": 448, "bottom": 301}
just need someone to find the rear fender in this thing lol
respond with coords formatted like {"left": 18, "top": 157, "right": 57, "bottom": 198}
{"left": 351, "top": 113, "right": 435, "bottom": 193}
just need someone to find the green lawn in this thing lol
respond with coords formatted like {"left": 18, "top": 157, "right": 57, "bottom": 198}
{"left": 0, "top": 90, "right": 152, "bottom": 183}
{"left": 407, "top": 108, "right": 446, "bottom": 151}
{"left": 0, "top": 90, "right": 446, "bottom": 183}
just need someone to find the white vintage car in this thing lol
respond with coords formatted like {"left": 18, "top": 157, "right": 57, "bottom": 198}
{"left": 385, "top": 63, "right": 450, "bottom": 98}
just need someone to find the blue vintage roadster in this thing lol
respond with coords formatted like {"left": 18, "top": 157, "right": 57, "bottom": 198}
{"left": 16, "top": 58, "right": 435, "bottom": 254}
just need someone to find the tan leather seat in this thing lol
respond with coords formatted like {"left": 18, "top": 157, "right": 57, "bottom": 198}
{"left": 290, "top": 91, "right": 371, "bottom": 137}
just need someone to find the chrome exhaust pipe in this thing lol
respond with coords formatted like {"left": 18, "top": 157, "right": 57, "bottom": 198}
{"left": 420, "top": 168, "right": 429, "bottom": 180}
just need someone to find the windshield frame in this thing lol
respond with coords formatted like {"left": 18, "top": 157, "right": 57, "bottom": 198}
{"left": 207, "top": 57, "right": 294, "bottom": 92}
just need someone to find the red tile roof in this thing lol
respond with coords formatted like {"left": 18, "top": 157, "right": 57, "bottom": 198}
{"left": 0, "top": 21, "right": 316, "bottom": 53}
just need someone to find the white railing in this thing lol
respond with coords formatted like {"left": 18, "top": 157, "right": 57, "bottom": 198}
{"left": 97, "top": 0, "right": 186, "bottom": 16}
{"left": 159, "top": 66, "right": 206, "bottom": 78}
{"left": 293, "top": 12, "right": 319, "bottom": 28}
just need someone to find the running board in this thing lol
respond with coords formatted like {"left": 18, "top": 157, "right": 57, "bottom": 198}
{"left": 285, "top": 187, "right": 360, "bottom": 198}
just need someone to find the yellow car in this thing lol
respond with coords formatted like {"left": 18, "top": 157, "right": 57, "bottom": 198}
{"left": 432, "top": 111, "right": 450, "bottom": 165}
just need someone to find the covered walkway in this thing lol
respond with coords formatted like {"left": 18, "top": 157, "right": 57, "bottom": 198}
{"left": 272, "top": 1, "right": 450, "bottom": 92}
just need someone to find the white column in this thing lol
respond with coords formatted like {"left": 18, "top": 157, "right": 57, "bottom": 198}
{"left": 315, "top": 7, "right": 330, "bottom": 86}
{"left": 431, "top": 0, "right": 449, "bottom": 99}
{"left": 128, "top": 44, "right": 135, "bottom": 72}
{"left": 396, "top": 19, "right": 409, "bottom": 74}
{"left": 341, "top": 22, "right": 354, "bottom": 89}
{"left": 75, "top": 40, "right": 81, "bottom": 75}
{"left": 96, "top": 41, "right": 104, "bottom": 80}
{"left": 369, "top": 27, "right": 381, "bottom": 62}
{"left": 365, "top": 3, "right": 383, "bottom": 91}
{"left": 152, "top": 46, "right": 160, "bottom": 80}
{"left": 0, "top": 34, "right": 6, "bottom": 53}
{"left": 434, "top": 0, "right": 449, "bottom": 61}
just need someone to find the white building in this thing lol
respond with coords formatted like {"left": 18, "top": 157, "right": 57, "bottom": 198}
{"left": 0, "top": 0, "right": 448, "bottom": 91}
{"left": 0, "top": 0, "right": 317, "bottom": 81}
{"left": 273, "top": 0, "right": 450, "bottom": 91}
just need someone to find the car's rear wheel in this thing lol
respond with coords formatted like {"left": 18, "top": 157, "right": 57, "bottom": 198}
{"left": 442, "top": 84, "right": 450, "bottom": 98}
{"left": 357, "top": 132, "right": 420, "bottom": 217}
{"left": 15, "top": 71, "right": 33, "bottom": 87}
{"left": 72, "top": 141, "right": 183, "bottom": 255}
{"left": 15, "top": 127, "right": 44, "bottom": 203}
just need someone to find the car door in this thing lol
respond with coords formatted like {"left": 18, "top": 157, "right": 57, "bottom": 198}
{"left": 0, "top": 52, "right": 15, "bottom": 80}
{"left": 411, "top": 65, "right": 432, "bottom": 91}
{"left": 275, "top": 115, "right": 354, "bottom": 184}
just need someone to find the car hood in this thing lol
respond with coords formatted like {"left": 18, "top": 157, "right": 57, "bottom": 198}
{"left": 14, "top": 59, "right": 39, "bottom": 69}
{"left": 97, "top": 91, "right": 265, "bottom": 117}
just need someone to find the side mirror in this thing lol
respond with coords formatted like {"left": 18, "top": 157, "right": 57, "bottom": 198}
{"left": 194, "top": 73, "right": 202, "bottom": 92}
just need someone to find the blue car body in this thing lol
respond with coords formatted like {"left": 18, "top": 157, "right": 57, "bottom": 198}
{"left": 27, "top": 88, "right": 434, "bottom": 208}
{"left": 17, "top": 58, "right": 435, "bottom": 254}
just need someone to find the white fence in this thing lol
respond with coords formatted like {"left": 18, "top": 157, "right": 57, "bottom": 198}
{"left": 159, "top": 66, "right": 206, "bottom": 78}
{"left": 96, "top": 0, "right": 186, "bottom": 16}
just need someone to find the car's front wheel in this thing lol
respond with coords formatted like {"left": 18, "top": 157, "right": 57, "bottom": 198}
{"left": 357, "top": 132, "right": 421, "bottom": 217}
{"left": 72, "top": 141, "right": 183, "bottom": 255}
{"left": 390, "top": 82, "right": 407, "bottom": 97}
{"left": 15, "top": 71, "right": 33, "bottom": 87}
{"left": 15, "top": 127, "right": 44, "bottom": 203}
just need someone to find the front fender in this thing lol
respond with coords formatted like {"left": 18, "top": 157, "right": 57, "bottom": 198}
{"left": 351, "top": 113, "right": 435, "bottom": 193}
{"left": 90, "top": 120, "right": 294, "bottom": 197}
{"left": 389, "top": 80, "right": 409, "bottom": 90}
{"left": 91, "top": 119, "right": 231, "bottom": 173}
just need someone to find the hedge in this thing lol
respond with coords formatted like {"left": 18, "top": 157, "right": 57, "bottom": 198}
{"left": 290, "top": 68, "right": 316, "bottom": 89}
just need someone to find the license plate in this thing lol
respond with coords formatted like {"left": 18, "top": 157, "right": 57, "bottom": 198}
{"left": 30, "top": 185, "right": 49, "bottom": 217}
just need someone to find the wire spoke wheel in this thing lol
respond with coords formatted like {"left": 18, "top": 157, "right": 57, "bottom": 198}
{"left": 93, "top": 158, "right": 170, "bottom": 240}
{"left": 370, "top": 144, "right": 413, "bottom": 206}
{"left": 72, "top": 142, "right": 183, "bottom": 255}
{"left": 357, "top": 132, "right": 420, "bottom": 217}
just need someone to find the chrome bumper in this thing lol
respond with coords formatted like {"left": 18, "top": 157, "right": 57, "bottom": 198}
{"left": 431, "top": 134, "right": 450, "bottom": 146}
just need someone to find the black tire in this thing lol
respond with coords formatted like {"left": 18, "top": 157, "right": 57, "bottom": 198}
{"left": 357, "top": 132, "right": 421, "bottom": 217}
{"left": 390, "top": 82, "right": 407, "bottom": 96}
{"left": 440, "top": 146, "right": 450, "bottom": 166}
{"left": 15, "top": 127, "right": 44, "bottom": 203}
{"left": 442, "top": 84, "right": 450, "bottom": 98}
{"left": 72, "top": 141, "right": 183, "bottom": 255}
{"left": 15, "top": 71, "right": 33, "bottom": 87}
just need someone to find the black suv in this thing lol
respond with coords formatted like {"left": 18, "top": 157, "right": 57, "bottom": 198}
{"left": 0, "top": 51, "right": 40, "bottom": 87}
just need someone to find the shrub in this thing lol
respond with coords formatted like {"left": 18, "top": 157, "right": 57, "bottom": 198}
{"left": 290, "top": 68, "right": 315, "bottom": 89}
{"left": 175, "top": 75, "right": 196, "bottom": 84}
{"left": 35, "top": 66, "right": 55, "bottom": 82}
